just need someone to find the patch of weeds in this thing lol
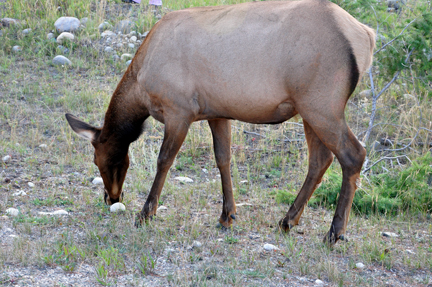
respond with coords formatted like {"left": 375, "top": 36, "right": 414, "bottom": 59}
{"left": 224, "top": 235, "right": 239, "bottom": 244}
{"left": 137, "top": 253, "right": 157, "bottom": 275}
{"left": 32, "top": 196, "right": 73, "bottom": 207}
{"left": 95, "top": 247, "right": 125, "bottom": 285}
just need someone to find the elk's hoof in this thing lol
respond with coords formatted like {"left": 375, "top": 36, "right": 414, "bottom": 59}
{"left": 134, "top": 213, "right": 153, "bottom": 228}
{"left": 323, "top": 231, "right": 347, "bottom": 246}
{"left": 278, "top": 219, "right": 294, "bottom": 233}
{"left": 216, "top": 222, "right": 229, "bottom": 231}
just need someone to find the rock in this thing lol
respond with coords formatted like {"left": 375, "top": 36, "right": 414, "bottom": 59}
{"left": 101, "top": 30, "right": 116, "bottom": 38}
{"left": 165, "top": 248, "right": 175, "bottom": 253}
{"left": 174, "top": 176, "right": 193, "bottom": 183}
{"left": 54, "top": 16, "right": 80, "bottom": 33}
{"left": 192, "top": 241, "right": 202, "bottom": 248}
{"left": 240, "top": 180, "right": 248, "bottom": 184}
{"left": 38, "top": 210, "right": 69, "bottom": 216}
{"left": 128, "top": 43, "right": 135, "bottom": 49}
{"left": 47, "top": 32, "right": 55, "bottom": 39}
{"left": 115, "top": 20, "right": 134, "bottom": 34}
{"left": 22, "top": 28, "right": 31, "bottom": 35}
{"left": 315, "top": 279, "right": 324, "bottom": 285}
{"left": 80, "top": 17, "right": 89, "bottom": 26}
{"left": 6, "top": 208, "right": 19, "bottom": 217}
{"left": 2, "top": 155, "right": 11, "bottom": 162}
{"left": 12, "top": 46, "right": 21, "bottom": 53}
{"left": 92, "top": 177, "right": 103, "bottom": 185}
{"left": 355, "top": 262, "right": 365, "bottom": 269}
{"left": 120, "top": 53, "right": 133, "bottom": 61}
{"left": 263, "top": 243, "right": 279, "bottom": 251}
{"left": 56, "top": 32, "right": 74, "bottom": 44}
{"left": 104, "top": 46, "right": 114, "bottom": 54}
{"left": 1, "top": 18, "right": 19, "bottom": 27}
{"left": 110, "top": 202, "right": 126, "bottom": 212}
{"left": 405, "top": 249, "right": 415, "bottom": 255}
{"left": 202, "top": 168, "right": 208, "bottom": 173}
{"left": 130, "top": 35, "right": 137, "bottom": 42}
{"left": 359, "top": 89, "right": 372, "bottom": 98}
{"left": 382, "top": 231, "right": 399, "bottom": 238}
{"left": 52, "top": 55, "right": 72, "bottom": 66}
{"left": 116, "top": 43, "right": 123, "bottom": 49}
{"left": 112, "top": 54, "right": 120, "bottom": 61}
{"left": 57, "top": 45, "right": 69, "bottom": 54}
{"left": 236, "top": 202, "right": 253, "bottom": 207}
{"left": 157, "top": 205, "right": 168, "bottom": 211}
{"left": 126, "top": 60, "right": 132, "bottom": 65}
{"left": 27, "top": 182, "right": 35, "bottom": 188}
{"left": 12, "top": 190, "right": 27, "bottom": 196}
{"left": 39, "top": 144, "right": 48, "bottom": 149}
{"left": 98, "top": 22, "right": 112, "bottom": 33}
{"left": 129, "top": 31, "right": 137, "bottom": 36}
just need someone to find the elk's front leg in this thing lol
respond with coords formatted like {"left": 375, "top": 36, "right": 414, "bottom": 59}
{"left": 136, "top": 117, "right": 190, "bottom": 225}
{"left": 208, "top": 119, "right": 236, "bottom": 228}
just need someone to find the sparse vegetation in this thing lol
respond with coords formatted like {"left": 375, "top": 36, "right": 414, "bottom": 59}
{"left": 0, "top": 0, "right": 431, "bottom": 285}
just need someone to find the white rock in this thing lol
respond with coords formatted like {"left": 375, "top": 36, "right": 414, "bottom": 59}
{"left": 240, "top": 180, "right": 248, "bottom": 184}
{"left": 56, "top": 32, "right": 74, "bottom": 44}
{"left": 52, "top": 55, "right": 72, "bottom": 66}
{"left": 157, "top": 205, "right": 168, "bottom": 211}
{"left": 38, "top": 209, "right": 69, "bottom": 216}
{"left": 192, "top": 241, "right": 202, "bottom": 248}
{"left": 217, "top": 238, "right": 224, "bottom": 242}
{"left": 22, "top": 28, "right": 31, "bottom": 35}
{"left": 12, "top": 46, "right": 21, "bottom": 53}
{"left": 165, "top": 248, "right": 175, "bottom": 253}
{"left": 128, "top": 43, "right": 135, "bottom": 49}
{"left": 110, "top": 202, "right": 126, "bottom": 212}
{"left": 54, "top": 16, "right": 80, "bottom": 33}
{"left": 104, "top": 46, "right": 114, "bottom": 53}
{"left": 126, "top": 60, "right": 132, "bottom": 65}
{"left": 92, "top": 177, "right": 103, "bottom": 185}
{"left": 405, "top": 249, "right": 416, "bottom": 255}
{"left": 12, "top": 190, "right": 27, "bottom": 196}
{"left": 47, "top": 32, "right": 55, "bottom": 39}
{"left": 236, "top": 202, "right": 253, "bottom": 207}
{"left": 263, "top": 243, "right": 279, "bottom": 251}
{"left": 6, "top": 208, "right": 19, "bottom": 217}
{"left": 382, "top": 232, "right": 399, "bottom": 238}
{"left": 120, "top": 53, "right": 133, "bottom": 61}
{"left": 2, "top": 155, "right": 11, "bottom": 162}
{"left": 129, "top": 31, "right": 137, "bottom": 36}
{"left": 356, "top": 262, "right": 365, "bottom": 269}
{"left": 315, "top": 279, "right": 324, "bottom": 285}
{"left": 101, "top": 30, "right": 116, "bottom": 37}
{"left": 130, "top": 35, "right": 137, "bottom": 42}
{"left": 98, "top": 22, "right": 112, "bottom": 32}
{"left": 27, "top": 182, "right": 35, "bottom": 188}
{"left": 39, "top": 144, "right": 48, "bottom": 148}
{"left": 202, "top": 168, "right": 208, "bottom": 173}
{"left": 174, "top": 176, "right": 193, "bottom": 183}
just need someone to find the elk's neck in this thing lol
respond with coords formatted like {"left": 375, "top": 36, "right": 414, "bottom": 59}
{"left": 101, "top": 72, "right": 149, "bottom": 146}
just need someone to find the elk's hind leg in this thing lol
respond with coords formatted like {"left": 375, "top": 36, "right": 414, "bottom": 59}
{"left": 208, "top": 119, "right": 236, "bottom": 228}
{"left": 279, "top": 120, "right": 333, "bottom": 232}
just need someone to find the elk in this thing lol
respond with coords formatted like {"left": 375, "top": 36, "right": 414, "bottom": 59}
{"left": 66, "top": 0, "right": 375, "bottom": 245}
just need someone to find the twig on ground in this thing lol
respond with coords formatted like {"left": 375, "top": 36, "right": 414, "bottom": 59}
{"left": 362, "top": 155, "right": 411, "bottom": 173}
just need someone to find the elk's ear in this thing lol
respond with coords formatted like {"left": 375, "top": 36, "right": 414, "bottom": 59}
{"left": 65, "top": 113, "right": 101, "bottom": 142}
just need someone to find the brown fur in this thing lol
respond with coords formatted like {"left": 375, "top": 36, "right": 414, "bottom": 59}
{"left": 66, "top": 0, "right": 375, "bottom": 245}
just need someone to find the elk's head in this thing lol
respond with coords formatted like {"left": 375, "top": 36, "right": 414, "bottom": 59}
{"left": 65, "top": 114, "right": 129, "bottom": 205}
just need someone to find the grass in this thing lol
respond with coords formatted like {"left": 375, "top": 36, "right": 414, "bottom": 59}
{"left": 1, "top": 0, "right": 432, "bottom": 285}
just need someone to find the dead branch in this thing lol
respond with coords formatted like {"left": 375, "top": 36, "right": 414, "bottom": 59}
{"left": 374, "top": 18, "right": 416, "bottom": 55}
{"left": 362, "top": 155, "right": 411, "bottom": 173}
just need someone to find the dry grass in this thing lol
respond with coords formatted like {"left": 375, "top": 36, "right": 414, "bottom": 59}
{"left": 1, "top": 0, "right": 432, "bottom": 286}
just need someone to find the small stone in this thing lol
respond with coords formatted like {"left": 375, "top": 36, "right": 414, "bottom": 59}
{"left": 39, "top": 144, "right": 48, "bottom": 149}
{"left": 359, "top": 89, "right": 372, "bottom": 98}
{"left": 240, "top": 180, "right": 248, "bottom": 184}
{"left": 192, "top": 241, "right": 202, "bottom": 248}
{"left": 202, "top": 168, "right": 208, "bottom": 173}
{"left": 115, "top": 20, "right": 134, "bottom": 34}
{"left": 236, "top": 202, "right": 253, "bottom": 207}
{"left": 104, "top": 46, "right": 114, "bottom": 53}
{"left": 126, "top": 60, "right": 132, "bottom": 65}
{"left": 38, "top": 210, "right": 69, "bottom": 216}
{"left": 101, "top": 30, "right": 116, "bottom": 37}
{"left": 115, "top": 43, "right": 123, "bottom": 48}
{"left": 157, "top": 205, "right": 168, "bottom": 211}
{"left": 405, "top": 249, "right": 415, "bottom": 255}
{"left": 128, "top": 43, "right": 135, "bottom": 49}
{"left": 110, "top": 202, "right": 126, "bottom": 212}
{"left": 174, "top": 176, "right": 193, "bottom": 183}
{"left": 22, "top": 28, "right": 31, "bottom": 35}
{"left": 98, "top": 22, "right": 112, "bottom": 33}
{"left": 6, "top": 208, "right": 19, "bottom": 217}
{"left": 382, "top": 232, "right": 399, "bottom": 238}
{"left": 52, "top": 55, "right": 72, "bottom": 66}
{"left": 263, "top": 243, "right": 279, "bottom": 251}
{"left": 120, "top": 53, "right": 133, "bottom": 61}
{"left": 28, "top": 182, "right": 35, "bottom": 188}
{"left": 315, "top": 279, "right": 324, "bottom": 285}
{"left": 57, "top": 45, "right": 69, "bottom": 54}
{"left": 80, "top": 17, "right": 89, "bottom": 25}
{"left": 112, "top": 54, "right": 120, "bottom": 61}
{"left": 130, "top": 35, "right": 137, "bottom": 42}
{"left": 56, "top": 32, "right": 74, "bottom": 44}
{"left": 92, "top": 177, "right": 103, "bottom": 185}
{"left": 2, "top": 155, "right": 11, "bottom": 162}
{"left": 54, "top": 16, "right": 80, "bottom": 33}
{"left": 47, "top": 32, "right": 55, "bottom": 39}
{"left": 12, "top": 46, "right": 21, "bottom": 53}
{"left": 355, "top": 262, "right": 365, "bottom": 269}
{"left": 129, "top": 31, "right": 137, "bottom": 37}
{"left": 1, "top": 18, "right": 19, "bottom": 27}
{"left": 165, "top": 248, "right": 175, "bottom": 253}
{"left": 12, "top": 190, "right": 27, "bottom": 196}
